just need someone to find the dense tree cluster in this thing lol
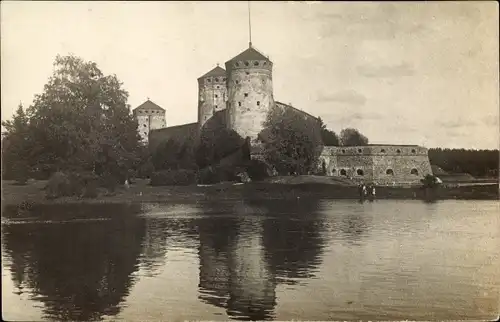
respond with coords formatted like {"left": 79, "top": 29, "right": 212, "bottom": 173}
{"left": 339, "top": 128, "right": 369, "bottom": 146}
{"left": 259, "top": 105, "right": 323, "bottom": 175}
{"left": 317, "top": 117, "right": 340, "bottom": 146}
{"left": 2, "top": 55, "right": 142, "bottom": 185}
{"left": 428, "top": 148, "right": 498, "bottom": 177}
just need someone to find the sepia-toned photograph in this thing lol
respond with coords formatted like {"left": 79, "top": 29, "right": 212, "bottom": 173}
{"left": 1, "top": 1, "right": 499, "bottom": 321}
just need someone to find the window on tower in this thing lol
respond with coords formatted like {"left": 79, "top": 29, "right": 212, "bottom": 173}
{"left": 215, "top": 94, "right": 218, "bottom": 98}
{"left": 244, "top": 61, "right": 249, "bottom": 66}
{"left": 238, "top": 102, "right": 242, "bottom": 107}
{"left": 257, "top": 101, "right": 260, "bottom": 106}
{"left": 244, "top": 93, "right": 248, "bottom": 97}
{"left": 215, "top": 78, "right": 218, "bottom": 82}
{"left": 254, "top": 61, "right": 259, "bottom": 66}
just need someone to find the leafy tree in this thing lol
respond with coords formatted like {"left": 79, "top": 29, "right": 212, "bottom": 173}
{"left": 317, "top": 117, "right": 340, "bottom": 146}
{"left": 1, "top": 55, "right": 141, "bottom": 184}
{"left": 258, "top": 105, "right": 322, "bottom": 175}
{"left": 1, "top": 104, "right": 31, "bottom": 183}
{"left": 339, "top": 128, "right": 369, "bottom": 146}
{"left": 196, "top": 128, "right": 245, "bottom": 169}
{"left": 428, "top": 148, "right": 499, "bottom": 177}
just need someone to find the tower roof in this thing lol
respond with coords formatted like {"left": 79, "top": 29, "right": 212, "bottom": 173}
{"left": 198, "top": 66, "right": 226, "bottom": 79}
{"left": 226, "top": 46, "right": 270, "bottom": 63}
{"left": 133, "top": 99, "right": 165, "bottom": 111}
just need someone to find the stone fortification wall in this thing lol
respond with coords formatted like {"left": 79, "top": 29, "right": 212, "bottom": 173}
{"left": 225, "top": 59, "right": 274, "bottom": 145}
{"left": 319, "top": 145, "right": 433, "bottom": 185}
{"left": 198, "top": 73, "right": 228, "bottom": 129}
{"left": 149, "top": 122, "right": 198, "bottom": 151}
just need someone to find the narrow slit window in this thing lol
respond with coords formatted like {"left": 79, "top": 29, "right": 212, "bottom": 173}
{"left": 257, "top": 101, "right": 260, "bottom": 106}
{"left": 238, "top": 102, "right": 242, "bottom": 107}
{"left": 244, "top": 93, "right": 248, "bottom": 97}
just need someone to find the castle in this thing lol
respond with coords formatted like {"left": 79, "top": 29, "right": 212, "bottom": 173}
{"left": 133, "top": 42, "right": 433, "bottom": 186}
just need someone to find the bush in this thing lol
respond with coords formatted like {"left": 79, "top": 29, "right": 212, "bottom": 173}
{"left": 197, "top": 165, "right": 240, "bottom": 185}
{"left": 150, "top": 169, "right": 197, "bottom": 186}
{"left": 246, "top": 159, "right": 270, "bottom": 182}
{"left": 46, "top": 171, "right": 100, "bottom": 199}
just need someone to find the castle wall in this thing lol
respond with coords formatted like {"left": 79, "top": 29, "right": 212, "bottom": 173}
{"left": 149, "top": 122, "right": 198, "bottom": 151}
{"left": 226, "top": 61, "right": 274, "bottom": 144}
{"left": 319, "top": 145, "right": 433, "bottom": 185}
{"left": 198, "top": 76, "right": 228, "bottom": 129}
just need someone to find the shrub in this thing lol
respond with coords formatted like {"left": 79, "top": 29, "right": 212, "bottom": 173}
{"left": 197, "top": 165, "right": 240, "bottom": 185}
{"left": 246, "top": 159, "right": 270, "bottom": 181}
{"left": 46, "top": 172, "right": 72, "bottom": 199}
{"left": 46, "top": 171, "right": 100, "bottom": 199}
{"left": 150, "top": 169, "right": 197, "bottom": 186}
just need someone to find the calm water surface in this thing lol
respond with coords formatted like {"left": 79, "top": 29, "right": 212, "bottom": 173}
{"left": 2, "top": 199, "right": 499, "bottom": 321}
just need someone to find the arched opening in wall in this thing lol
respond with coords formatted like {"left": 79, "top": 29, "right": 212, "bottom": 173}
{"left": 332, "top": 169, "right": 337, "bottom": 174}
{"left": 340, "top": 169, "right": 347, "bottom": 176}
{"left": 411, "top": 149, "right": 416, "bottom": 153}
{"left": 238, "top": 102, "right": 242, "bottom": 107}
{"left": 396, "top": 149, "right": 401, "bottom": 154}
{"left": 411, "top": 168, "right": 419, "bottom": 175}
{"left": 357, "top": 169, "right": 364, "bottom": 176}
{"left": 246, "top": 72, "right": 250, "bottom": 75}
{"left": 235, "top": 80, "right": 240, "bottom": 85}
{"left": 386, "top": 169, "right": 394, "bottom": 175}
{"left": 341, "top": 149, "right": 346, "bottom": 154}
{"left": 321, "top": 160, "right": 326, "bottom": 174}
{"left": 257, "top": 101, "right": 260, "bottom": 106}
{"left": 244, "top": 61, "right": 249, "bottom": 66}
{"left": 381, "top": 149, "right": 386, "bottom": 153}
{"left": 358, "top": 149, "right": 362, "bottom": 153}
{"left": 215, "top": 78, "right": 219, "bottom": 82}
{"left": 254, "top": 61, "right": 259, "bottom": 66}
{"left": 244, "top": 93, "right": 248, "bottom": 97}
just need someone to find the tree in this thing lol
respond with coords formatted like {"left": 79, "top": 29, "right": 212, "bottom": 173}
{"left": 1, "top": 104, "right": 31, "bottom": 182}
{"left": 317, "top": 117, "right": 340, "bottom": 146}
{"left": 196, "top": 128, "right": 245, "bottom": 169}
{"left": 259, "top": 105, "right": 322, "bottom": 175}
{"left": 1, "top": 55, "right": 141, "bottom": 184}
{"left": 339, "top": 128, "right": 369, "bottom": 146}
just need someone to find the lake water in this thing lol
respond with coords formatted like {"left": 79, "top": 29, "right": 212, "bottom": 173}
{"left": 2, "top": 199, "right": 499, "bottom": 321}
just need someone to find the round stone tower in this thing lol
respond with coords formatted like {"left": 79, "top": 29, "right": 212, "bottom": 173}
{"left": 197, "top": 65, "right": 228, "bottom": 129}
{"left": 225, "top": 45, "right": 274, "bottom": 145}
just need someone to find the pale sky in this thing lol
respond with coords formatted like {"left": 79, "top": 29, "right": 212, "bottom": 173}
{"left": 1, "top": 1, "right": 499, "bottom": 149}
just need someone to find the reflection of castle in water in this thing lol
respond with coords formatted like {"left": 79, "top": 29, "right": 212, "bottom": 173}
{"left": 197, "top": 199, "right": 328, "bottom": 320}
{"left": 3, "top": 200, "right": 333, "bottom": 321}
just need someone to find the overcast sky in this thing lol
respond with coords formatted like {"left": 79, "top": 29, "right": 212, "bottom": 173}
{"left": 1, "top": 1, "right": 498, "bottom": 149}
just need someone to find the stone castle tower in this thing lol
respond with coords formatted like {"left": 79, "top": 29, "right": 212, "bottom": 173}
{"left": 132, "top": 99, "right": 166, "bottom": 143}
{"left": 225, "top": 44, "right": 274, "bottom": 145}
{"left": 197, "top": 65, "right": 228, "bottom": 129}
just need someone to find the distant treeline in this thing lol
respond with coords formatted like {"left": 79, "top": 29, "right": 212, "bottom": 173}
{"left": 428, "top": 148, "right": 499, "bottom": 177}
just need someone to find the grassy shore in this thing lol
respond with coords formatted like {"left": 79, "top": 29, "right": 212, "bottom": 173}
{"left": 1, "top": 177, "right": 498, "bottom": 208}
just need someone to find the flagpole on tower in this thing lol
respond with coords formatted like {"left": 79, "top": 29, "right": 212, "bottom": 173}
{"left": 248, "top": 1, "right": 252, "bottom": 47}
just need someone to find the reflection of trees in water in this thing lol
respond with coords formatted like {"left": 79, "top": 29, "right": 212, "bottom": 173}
{"left": 2, "top": 204, "right": 146, "bottom": 321}
{"left": 260, "top": 199, "right": 328, "bottom": 284}
{"left": 139, "top": 203, "right": 201, "bottom": 276}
